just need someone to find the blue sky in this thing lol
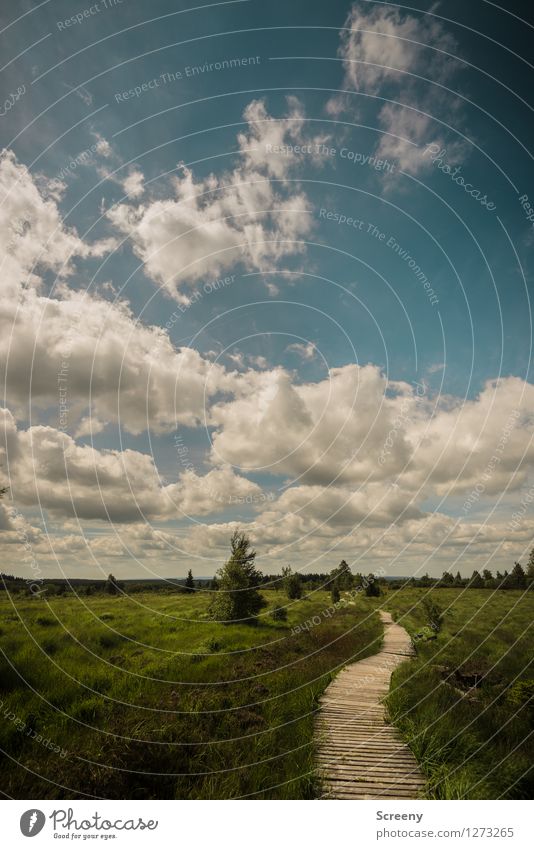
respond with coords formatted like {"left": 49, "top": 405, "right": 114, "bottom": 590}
{"left": 1, "top": 0, "right": 533, "bottom": 578}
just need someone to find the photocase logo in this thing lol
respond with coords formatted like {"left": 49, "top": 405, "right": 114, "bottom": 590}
{"left": 20, "top": 810, "right": 46, "bottom": 837}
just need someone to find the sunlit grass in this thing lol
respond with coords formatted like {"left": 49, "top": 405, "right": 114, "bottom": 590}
{"left": 0, "top": 588, "right": 381, "bottom": 799}
{"left": 383, "top": 588, "right": 534, "bottom": 800}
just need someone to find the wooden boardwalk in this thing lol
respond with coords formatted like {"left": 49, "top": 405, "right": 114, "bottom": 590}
{"left": 316, "top": 610, "right": 425, "bottom": 799}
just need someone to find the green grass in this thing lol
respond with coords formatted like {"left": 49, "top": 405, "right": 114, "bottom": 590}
{"left": 0, "top": 589, "right": 382, "bottom": 799}
{"left": 382, "top": 588, "right": 534, "bottom": 800}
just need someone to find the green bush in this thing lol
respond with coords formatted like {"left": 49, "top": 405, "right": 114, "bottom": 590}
{"left": 98, "top": 632, "right": 123, "bottom": 649}
{"left": 283, "top": 567, "right": 302, "bottom": 600}
{"left": 421, "top": 596, "right": 444, "bottom": 633}
{"left": 35, "top": 616, "right": 55, "bottom": 627}
{"left": 364, "top": 575, "right": 381, "bottom": 597}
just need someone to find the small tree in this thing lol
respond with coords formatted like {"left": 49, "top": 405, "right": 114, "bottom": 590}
{"left": 270, "top": 606, "right": 288, "bottom": 622}
{"left": 454, "top": 571, "right": 464, "bottom": 587}
{"left": 421, "top": 596, "right": 443, "bottom": 633}
{"left": 482, "top": 568, "right": 494, "bottom": 588}
{"left": 330, "top": 560, "right": 353, "bottom": 590}
{"left": 468, "top": 570, "right": 484, "bottom": 589}
{"left": 185, "top": 569, "right": 195, "bottom": 594}
{"left": 209, "top": 531, "right": 265, "bottom": 623}
{"left": 527, "top": 547, "right": 534, "bottom": 589}
{"left": 499, "top": 570, "right": 508, "bottom": 588}
{"left": 106, "top": 574, "right": 120, "bottom": 595}
{"left": 509, "top": 562, "right": 526, "bottom": 590}
{"left": 365, "top": 574, "right": 381, "bottom": 597}
{"left": 283, "top": 566, "right": 302, "bottom": 599}
{"left": 331, "top": 583, "right": 340, "bottom": 604}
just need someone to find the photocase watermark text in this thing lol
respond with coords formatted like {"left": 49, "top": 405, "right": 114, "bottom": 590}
{"left": 267, "top": 142, "right": 395, "bottom": 173}
{"left": 56, "top": 0, "right": 124, "bottom": 30}
{"left": 291, "top": 570, "right": 385, "bottom": 636}
{"left": 0, "top": 699, "right": 67, "bottom": 758}
{"left": 0, "top": 85, "right": 26, "bottom": 118}
{"left": 518, "top": 193, "right": 534, "bottom": 230}
{"left": 319, "top": 209, "right": 438, "bottom": 305}
{"left": 378, "top": 381, "right": 427, "bottom": 466}
{"left": 463, "top": 409, "right": 521, "bottom": 513}
{"left": 165, "top": 275, "right": 235, "bottom": 327}
{"left": 114, "top": 56, "right": 261, "bottom": 102}
{"left": 423, "top": 144, "right": 496, "bottom": 212}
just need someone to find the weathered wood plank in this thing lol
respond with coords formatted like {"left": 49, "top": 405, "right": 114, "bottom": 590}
{"left": 315, "top": 610, "right": 424, "bottom": 799}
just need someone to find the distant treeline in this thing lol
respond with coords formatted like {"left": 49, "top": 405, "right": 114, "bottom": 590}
{"left": 0, "top": 573, "right": 210, "bottom": 596}
{"left": 2, "top": 552, "right": 533, "bottom": 597}
{"left": 0, "top": 571, "right": 346, "bottom": 596}
{"left": 388, "top": 560, "right": 534, "bottom": 591}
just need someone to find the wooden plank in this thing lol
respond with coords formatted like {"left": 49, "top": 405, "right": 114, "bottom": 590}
{"left": 317, "top": 755, "right": 419, "bottom": 766}
{"left": 319, "top": 765, "right": 424, "bottom": 780}
{"left": 315, "top": 610, "right": 424, "bottom": 800}
{"left": 316, "top": 766, "right": 425, "bottom": 783}
{"left": 322, "top": 782, "right": 421, "bottom": 799}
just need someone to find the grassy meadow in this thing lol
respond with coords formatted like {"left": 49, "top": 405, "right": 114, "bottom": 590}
{"left": 2, "top": 582, "right": 533, "bottom": 800}
{"left": 0, "top": 588, "right": 382, "bottom": 799}
{"left": 382, "top": 588, "right": 534, "bottom": 800}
